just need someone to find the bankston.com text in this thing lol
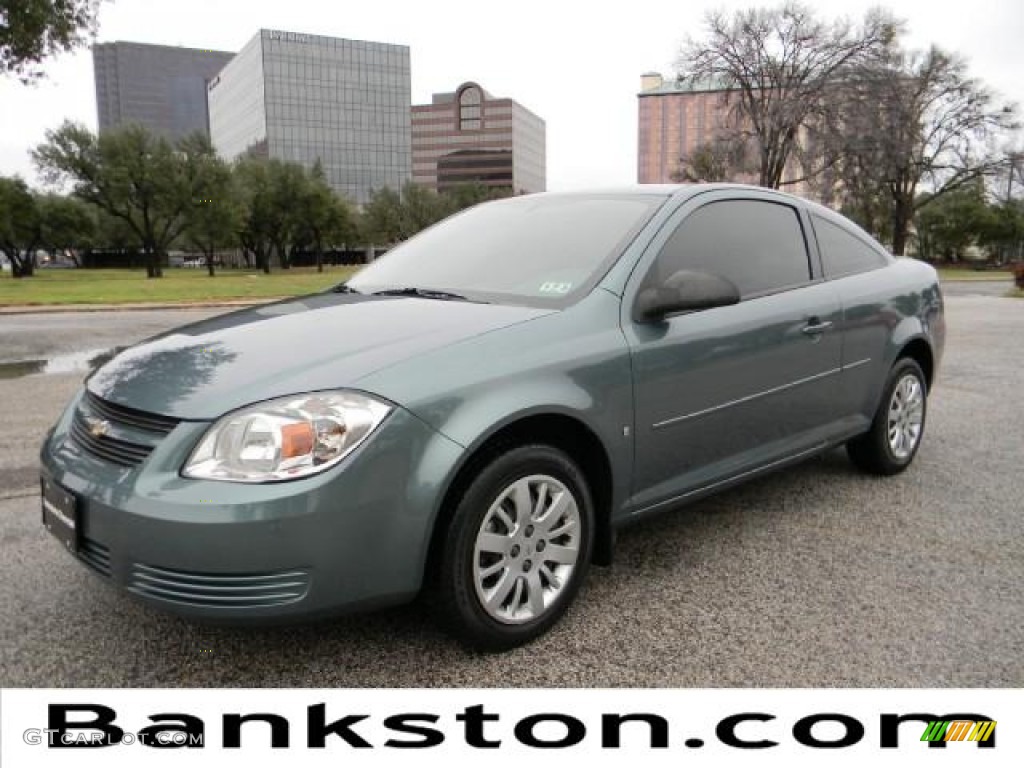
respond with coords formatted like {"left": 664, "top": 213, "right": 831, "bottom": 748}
{"left": 25, "top": 703, "right": 996, "bottom": 752}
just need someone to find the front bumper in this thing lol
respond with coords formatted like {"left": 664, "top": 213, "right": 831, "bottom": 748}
{"left": 40, "top": 389, "right": 464, "bottom": 622}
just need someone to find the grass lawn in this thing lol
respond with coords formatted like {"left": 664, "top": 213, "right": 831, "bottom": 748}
{"left": 936, "top": 267, "right": 1013, "bottom": 282}
{"left": 0, "top": 266, "right": 359, "bottom": 307}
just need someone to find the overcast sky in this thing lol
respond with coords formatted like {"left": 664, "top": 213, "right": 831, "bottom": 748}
{"left": 1, "top": 0, "right": 1021, "bottom": 191}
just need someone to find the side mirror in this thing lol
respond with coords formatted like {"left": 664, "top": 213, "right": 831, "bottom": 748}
{"left": 634, "top": 269, "right": 740, "bottom": 323}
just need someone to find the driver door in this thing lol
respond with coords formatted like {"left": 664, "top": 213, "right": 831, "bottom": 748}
{"left": 623, "top": 192, "right": 843, "bottom": 513}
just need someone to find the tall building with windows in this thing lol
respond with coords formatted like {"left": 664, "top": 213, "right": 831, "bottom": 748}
{"left": 207, "top": 29, "right": 411, "bottom": 205}
{"left": 412, "top": 82, "right": 546, "bottom": 194}
{"left": 92, "top": 42, "right": 235, "bottom": 141}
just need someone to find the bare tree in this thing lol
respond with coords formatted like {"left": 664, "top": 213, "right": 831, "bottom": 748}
{"left": 833, "top": 46, "right": 1017, "bottom": 255}
{"left": 676, "top": 1, "right": 898, "bottom": 189}
{"left": 672, "top": 137, "right": 753, "bottom": 183}
{"left": 992, "top": 149, "right": 1024, "bottom": 203}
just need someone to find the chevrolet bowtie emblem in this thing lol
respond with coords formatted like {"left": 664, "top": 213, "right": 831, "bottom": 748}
{"left": 84, "top": 416, "right": 111, "bottom": 438}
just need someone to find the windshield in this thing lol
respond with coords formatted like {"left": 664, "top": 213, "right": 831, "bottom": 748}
{"left": 346, "top": 193, "right": 667, "bottom": 307}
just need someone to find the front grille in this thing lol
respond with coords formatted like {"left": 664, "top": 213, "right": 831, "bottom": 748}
{"left": 83, "top": 391, "right": 180, "bottom": 434}
{"left": 128, "top": 563, "right": 311, "bottom": 608}
{"left": 68, "top": 391, "right": 180, "bottom": 467}
{"left": 70, "top": 413, "right": 153, "bottom": 467}
{"left": 78, "top": 537, "right": 111, "bottom": 577}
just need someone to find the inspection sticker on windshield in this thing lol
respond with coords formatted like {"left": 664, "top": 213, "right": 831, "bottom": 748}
{"left": 538, "top": 281, "right": 573, "bottom": 295}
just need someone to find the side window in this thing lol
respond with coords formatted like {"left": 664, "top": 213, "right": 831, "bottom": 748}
{"left": 647, "top": 200, "right": 811, "bottom": 298}
{"left": 812, "top": 215, "right": 887, "bottom": 277}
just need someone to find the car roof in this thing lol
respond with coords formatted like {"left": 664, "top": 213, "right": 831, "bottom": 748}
{"left": 526, "top": 183, "right": 812, "bottom": 203}
{"left": 522, "top": 184, "right": 891, "bottom": 257}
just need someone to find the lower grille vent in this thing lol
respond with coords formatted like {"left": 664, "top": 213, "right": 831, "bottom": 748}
{"left": 128, "top": 563, "right": 311, "bottom": 608}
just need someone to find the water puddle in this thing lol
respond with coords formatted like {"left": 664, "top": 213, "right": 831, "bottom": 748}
{"left": 0, "top": 348, "right": 117, "bottom": 380}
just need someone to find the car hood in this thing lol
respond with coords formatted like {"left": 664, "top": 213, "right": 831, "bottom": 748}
{"left": 86, "top": 292, "right": 553, "bottom": 419}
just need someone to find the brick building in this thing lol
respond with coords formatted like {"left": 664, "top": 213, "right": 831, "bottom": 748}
{"left": 412, "top": 82, "right": 546, "bottom": 194}
{"left": 637, "top": 72, "right": 812, "bottom": 196}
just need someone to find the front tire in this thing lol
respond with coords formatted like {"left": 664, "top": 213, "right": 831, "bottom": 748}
{"left": 847, "top": 357, "right": 928, "bottom": 475}
{"left": 438, "top": 444, "right": 594, "bottom": 651}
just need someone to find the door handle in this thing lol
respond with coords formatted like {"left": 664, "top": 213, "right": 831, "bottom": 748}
{"left": 802, "top": 319, "right": 833, "bottom": 336}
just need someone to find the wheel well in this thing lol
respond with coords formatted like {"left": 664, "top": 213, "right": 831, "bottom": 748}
{"left": 898, "top": 338, "right": 934, "bottom": 389}
{"left": 424, "top": 414, "right": 615, "bottom": 582}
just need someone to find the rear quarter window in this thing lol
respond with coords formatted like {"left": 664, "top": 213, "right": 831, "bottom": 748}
{"left": 813, "top": 215, "right": 888, "bottom": 278}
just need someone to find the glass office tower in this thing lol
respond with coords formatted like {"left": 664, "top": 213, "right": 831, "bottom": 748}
{"left": 93, "top": 42, "right": 235, "bottom": 141}
{"left": 208, "top": 30, "right": 411, "bottom": 205}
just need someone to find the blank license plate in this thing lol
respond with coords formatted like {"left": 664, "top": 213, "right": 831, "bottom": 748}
{"left": 42, "top": 477, "right": 78, "bottom": 554}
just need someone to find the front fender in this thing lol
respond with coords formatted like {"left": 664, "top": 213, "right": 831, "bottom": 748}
{"left": 355, "top": 289, "right": 635, "bottom": 545}
{"left": 430, "top": 379, "right": 631, "bottom": 509}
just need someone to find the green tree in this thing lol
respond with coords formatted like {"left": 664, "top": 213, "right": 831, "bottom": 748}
{"left": 37, "top": 193, "right": 96, "bottom": 265}
{"left": 915, "top": 182, "right": 994, "bottom": 260}
{"left": 233, "top": 157, "right": 316, "bottom": 272}
{"left": 180, "top": 136, "right": 238, "bottom": 276}
{"left": 267, "top": 160, "right": 308, "bottom": 270}
{"left": 91, "top": 208, "right": 139, "bottom": 264}
{"left": 34, "top": 123, "right": 215, "bottom": 277}
{"left": 233, "top": 157, "right": 274, "bottom": 273}
{"left": 1, "top": 0, "right": 103, "bottom": 82}
{"left": 0, "top": 176, "right": 42, "bottom": 277}
{"left": 400, "top": 181, "right": 447, "bottom": 236}
{"left": 361, "top": 186, "right": 406, "bottom": 244}
{"left": 295, "top": 163, "right": 357, "bottom": 273}
{"left": 363, "top": 181, "right": 491, "bottom": 245}
{"left": 439, "top": 182, "right": 512, "bottom": 215}
{"left": 978, "top": 199, "right": 1024, "bottom": 264}
{"left": 361, "top": 182, "right": 515, "bottom": 245}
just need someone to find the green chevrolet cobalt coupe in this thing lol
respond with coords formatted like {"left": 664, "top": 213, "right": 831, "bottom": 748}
{"left": 41, "top": 185, "right": 944, "bottom": 649}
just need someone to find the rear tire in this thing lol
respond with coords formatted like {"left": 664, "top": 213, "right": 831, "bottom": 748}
{"left": 847, "top": 357, "right": 928, "bottom": 475}
{"left": 437, "top": 444, "right": 593, "bottom": 651}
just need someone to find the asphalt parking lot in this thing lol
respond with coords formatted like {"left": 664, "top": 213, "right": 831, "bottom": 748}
{"left": 0, "top": 294, "right": 1021, "bottom": 687}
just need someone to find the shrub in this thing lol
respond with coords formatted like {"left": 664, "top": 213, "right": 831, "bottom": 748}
{"left": 1013, "top": 263, "right": 1024, "bottom": 290}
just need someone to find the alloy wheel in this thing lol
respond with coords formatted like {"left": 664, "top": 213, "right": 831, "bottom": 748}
{"left": 472, "top": 474, "right": 581, "bottom": 625}
{"left": 887, "top": 373, "right": 925, "bottom": 460}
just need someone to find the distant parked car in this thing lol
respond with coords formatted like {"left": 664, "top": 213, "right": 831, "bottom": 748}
{"left": 40, "top": 185, "right": 944, "bottom": 649}
{"left": 182, "top": 256, "right": 222, "bottom": 268}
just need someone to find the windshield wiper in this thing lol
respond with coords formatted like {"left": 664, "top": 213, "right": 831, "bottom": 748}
{"left": 371, "top": 287, "right": 473, "bottom": 302}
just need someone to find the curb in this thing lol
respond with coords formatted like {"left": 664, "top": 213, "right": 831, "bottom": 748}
{"left": 0, "top": 298, "right": 287, "bottom": 316}
{"left": 939, "top": 278, "right": 1012, "bottom": 284}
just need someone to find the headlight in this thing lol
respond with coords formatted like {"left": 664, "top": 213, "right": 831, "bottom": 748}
{"left": 182, "top": 391, "right": 391, "bottom": 483}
